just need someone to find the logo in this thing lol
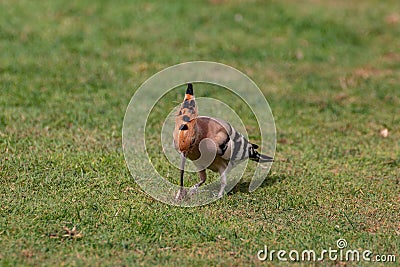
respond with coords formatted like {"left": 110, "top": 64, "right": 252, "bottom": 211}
{"left": 257, "top": 239, "right": 397, "bottom": 263}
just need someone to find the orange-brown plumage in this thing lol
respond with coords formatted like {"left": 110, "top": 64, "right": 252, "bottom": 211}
{"left": 176, "top": 118, "right": 196, "bottom": 154}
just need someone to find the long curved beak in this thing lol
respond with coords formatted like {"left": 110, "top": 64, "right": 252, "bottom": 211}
{"left": 180, "top": 153, "right": 186, "bottom": 187}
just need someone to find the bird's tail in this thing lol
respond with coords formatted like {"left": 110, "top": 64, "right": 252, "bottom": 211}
{"left": 249, "top": 143, "right": 274, "bottom": 163}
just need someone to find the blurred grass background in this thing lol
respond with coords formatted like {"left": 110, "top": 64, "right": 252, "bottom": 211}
{"left": 1, "top": 0, "right": 399, "bottom": 265}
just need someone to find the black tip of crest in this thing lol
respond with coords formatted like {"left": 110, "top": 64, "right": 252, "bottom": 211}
{"left": 186, "top": 83, "right": 193, "bottom": 95}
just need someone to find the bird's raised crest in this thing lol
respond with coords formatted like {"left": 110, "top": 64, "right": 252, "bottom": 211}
{"left": 173, "top": 83, "right": 198, "bottom": 155}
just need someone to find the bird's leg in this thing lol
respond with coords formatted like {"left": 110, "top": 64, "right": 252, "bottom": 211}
{"left": 218, "top": 170, "right": 227, "bottom": 198}
{"left": 189, "top": 169, "right": 206, "bottom": 195}
{"left": 175, "top": 153, "right": 187, "bottom": 201}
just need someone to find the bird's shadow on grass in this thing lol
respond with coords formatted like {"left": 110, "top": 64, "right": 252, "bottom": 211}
{"left": 230, "top": 174, "right": 287, "bottom": 195}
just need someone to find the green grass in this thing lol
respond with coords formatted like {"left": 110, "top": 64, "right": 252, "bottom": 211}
{"left": 1, "top": 0, "right": 399, "bottom": 265}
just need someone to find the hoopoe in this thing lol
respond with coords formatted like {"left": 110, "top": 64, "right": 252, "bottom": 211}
{"left": 173, "top": 83, "right": 273, "bottom": 200}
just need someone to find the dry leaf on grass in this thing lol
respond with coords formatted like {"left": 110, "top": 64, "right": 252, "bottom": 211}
{"left": 380, "top": 128, "right": 389, "bottom": 138}
{"left": 385, "top": 13, "right": 400, "bottom": 24}
{"left": 62, "top": 226, "right": 83, "bottom": 239}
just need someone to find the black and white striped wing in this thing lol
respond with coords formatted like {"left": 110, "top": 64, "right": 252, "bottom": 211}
{"left": 216, "top": 122, "right": 255, "bottom": 162}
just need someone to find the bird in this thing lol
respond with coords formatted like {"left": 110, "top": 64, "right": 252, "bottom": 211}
{"left": 173, "top": 83, "right": 273, "bottom": 200}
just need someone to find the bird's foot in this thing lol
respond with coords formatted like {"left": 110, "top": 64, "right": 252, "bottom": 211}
{"left": 217, "top": 188, "right": 226, "bottom": 198}
{"left": 175, "top": 187, "right": 187, "bottom": 201}
{"left": 188, "top": 185, "right": 199, "bottom": 196}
